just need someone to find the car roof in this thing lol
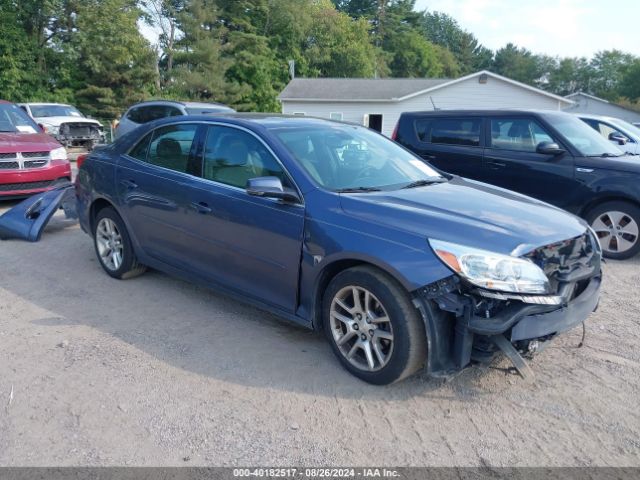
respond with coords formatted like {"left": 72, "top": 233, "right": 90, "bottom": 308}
{"left": 139, "top": 113, "right": 359, "bottom": 133}
{"left": 577, "top": 113, "right": 623, "bottom": 122}
{"left": 400, "top": 109, "right": 565, "bottom": 117}
{"left": 127, "top": 100, "right": 231, "bottom": 109}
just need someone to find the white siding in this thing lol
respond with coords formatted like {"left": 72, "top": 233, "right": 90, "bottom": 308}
{"left": 281, "top": 75, "right": 566, "bottom": 137}
{"left": 563, "top": 95, "right": 640, "bottom": 124}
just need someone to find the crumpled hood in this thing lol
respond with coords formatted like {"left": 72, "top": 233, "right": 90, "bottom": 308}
{"left": 0, "top": 132, "right": 60, "bottom": 153}
{"left": 36, "top": 116, "right": 102, "bottom": 127}
{"left": 339, "top": 177, "right": 589, "bottom": 255}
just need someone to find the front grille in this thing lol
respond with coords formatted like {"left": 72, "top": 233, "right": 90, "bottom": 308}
{"left": 0, "top": 152, "right": 17, "bottom": 159}
{"left": 525, "top": 232, "right": 600, "bottom": 294}
{"left": 21, "top": 151, "right": 50, "bottom": 158}
{"left": 24, "top": 159, "right": 48, "bottom": 168}
{"left": 0, "top": 161, "right": 19, "bottom": 170}
{"left": 60, "top": 123, "right": 99, "bottom": 138}
{"left": 0, "top": 180, "right": 53, "bottom": 192}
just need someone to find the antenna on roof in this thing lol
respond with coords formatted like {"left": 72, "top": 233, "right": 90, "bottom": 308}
{"left": 430, "top": 96, "right": 439, "bottom": 111}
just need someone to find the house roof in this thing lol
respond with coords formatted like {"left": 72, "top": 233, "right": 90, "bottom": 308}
{"left": 565, "top": 92, "right": 640, "bottom": 115}
{"left": 278, "top": 70, "right": 573, "bottom": 105}
{"left": 278, "top": 78, "right": 451, "bottom": 101}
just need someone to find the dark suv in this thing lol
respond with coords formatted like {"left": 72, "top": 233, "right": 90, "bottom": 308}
{"left": 394, "top": 110, "right": 640, "bottom": 259}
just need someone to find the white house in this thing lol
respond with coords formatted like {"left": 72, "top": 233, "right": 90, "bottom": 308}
{"left": 563, "top": 92, "right": 640, "bottom": 124}
{"left": 278, "top": 70, "right": 573, "bottom": 137}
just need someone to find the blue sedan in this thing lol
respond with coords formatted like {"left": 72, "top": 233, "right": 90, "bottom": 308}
{"left": 75, "top": 114, "right": 602, "bottom": 384}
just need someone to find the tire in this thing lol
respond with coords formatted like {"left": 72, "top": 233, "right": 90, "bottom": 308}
{"left": 586, "top": 201, "right": 640, "bottom": 260}
{"left": 93, "top": 207, "right": 146, "bottom": 279}
{"left": 322, "top": 266, "right": 427, "bottom": 385}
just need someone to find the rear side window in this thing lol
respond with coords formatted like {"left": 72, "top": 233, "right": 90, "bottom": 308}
{"left": 127, "top": 105, "right": 183, "bottom": 124}
{"left": 490, "top": 118, "right": 555, "bottom": 152}
{"left": 146, "top": 124, "right": 198, "bottom": 174}
{"left": 415, "top": 118, "right": 481, "bottom": 147}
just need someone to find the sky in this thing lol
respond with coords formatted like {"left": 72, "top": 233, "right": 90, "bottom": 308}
{"left": 414, "top": 0, "right": 640, "bottom": 58}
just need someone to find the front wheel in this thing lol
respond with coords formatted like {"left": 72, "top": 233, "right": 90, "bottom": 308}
{"left": 322, "top": 266, "right": 427, "bottom": 385}
{"left": 587, "top": 201, "right": 640, "bottom": 260}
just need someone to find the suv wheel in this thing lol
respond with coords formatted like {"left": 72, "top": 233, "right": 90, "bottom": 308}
{"left": 323, "top": 266, "right": 427, "bottom": 385}
{"left": 94, "top": 207, "right": 147, "bottom": 279}
{"left": 587, "top": 201, "right": 640, "bottom": 259}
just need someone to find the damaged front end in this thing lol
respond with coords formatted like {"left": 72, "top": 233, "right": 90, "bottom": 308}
{"left": 414, "top": 232, "right": 602, "bottom": 379}
{"left": 0, "top": 181, "right": 77, "bottom": 242}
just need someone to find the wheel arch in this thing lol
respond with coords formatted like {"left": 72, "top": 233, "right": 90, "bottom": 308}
{"left": 89, "top": 197, "right": 119, "bottom": 234}
{"left": 579, "top": 194, "right": 640, "bottom": 218}
{"left": 309, "top": 256, "right": 413, "bottom": 331}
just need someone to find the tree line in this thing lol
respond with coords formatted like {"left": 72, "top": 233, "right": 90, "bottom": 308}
{"left": 1, "top": 0, "right": 639, "bottom": 119}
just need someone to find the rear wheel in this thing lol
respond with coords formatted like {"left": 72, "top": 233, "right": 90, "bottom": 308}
{"left": 323, "top": 266, "right": 427, "bottom": 385}
{"left": 94, "top": 207, "right": 146, "bottom": 279}
{"left": 587, "top": 201, "right": 640, "bottom": 260}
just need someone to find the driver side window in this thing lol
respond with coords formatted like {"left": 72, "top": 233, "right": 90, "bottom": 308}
{"left": 490, "top": 118, "right": 554, "bottom": 153}
{"left": 202, "top": 126, "right": 288, "bottom": 189}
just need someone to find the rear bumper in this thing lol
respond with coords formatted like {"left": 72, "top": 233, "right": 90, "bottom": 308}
{"left": 0, "top": 162, "right": 71, "bottom": 198}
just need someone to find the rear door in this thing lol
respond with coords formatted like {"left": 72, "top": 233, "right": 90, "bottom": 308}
{"left": 482, "top": 115, "right": 575, "bottom": 207}
{"left": 411, "top": 116, "right": 486, "bottom": 179}
{"left": 116, "top": 123, "right": 203, "bottom": 267}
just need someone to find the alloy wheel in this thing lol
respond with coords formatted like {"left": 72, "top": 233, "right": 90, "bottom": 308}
{"left": 329, "top": 286, "right": 394, "bottom": 372}
{"left": 591, "top": 210, "right": 639, "bottom": 255}
{"left": 96, "top": 218, "right": 124, "bottom": 271}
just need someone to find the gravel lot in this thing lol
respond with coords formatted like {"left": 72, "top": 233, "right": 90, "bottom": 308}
{"left": 0, "top": 201, "right": 639, "bottom": 467}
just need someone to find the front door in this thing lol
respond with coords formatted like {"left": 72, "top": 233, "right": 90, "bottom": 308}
{"left": 482, "top": 116, "right": 576, "bottom": 209}
{"left": 182, "top": 125, "right": 305, "bottom": 312}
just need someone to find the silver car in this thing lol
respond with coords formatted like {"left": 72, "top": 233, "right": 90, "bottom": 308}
{"left": 116, "top": 100, "right": 235, "bottom": 138}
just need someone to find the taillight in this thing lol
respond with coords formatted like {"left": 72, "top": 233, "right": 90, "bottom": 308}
{"left": 391, "top": 123, "right": 398, "bottom": 141}
{"left": 76, "top": 154, "right": 88, "bottom": 169}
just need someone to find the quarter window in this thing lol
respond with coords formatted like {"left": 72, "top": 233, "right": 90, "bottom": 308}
{"left": 146, "top": 124, "right": 198, "bottom": 173}
{"left": 202, "top": 126, "right": 288, "bottom": 189}
{"left": 128, "top": 132, "right": 152, "bottom": 161}
{"left": 415, "top": 118, "right": 481, "bottom": 146}
{"left": 490, "top": 118, "right": 554, "bottom": 152}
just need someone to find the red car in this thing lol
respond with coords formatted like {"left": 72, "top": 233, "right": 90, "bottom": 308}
{"left": 0, "top": 100, "right": 71, "bottom": 199}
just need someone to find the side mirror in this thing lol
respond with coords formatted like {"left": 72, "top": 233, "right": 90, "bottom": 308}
{"left": 536, "top": 141, "right": 565, "bottom": 156}
{"left": 38, "top": 123, "right": 46, "bottom": 133}
{"left": 246, "top": 176, "right": 301, "bottom": 203}
{"left": 608, "top": 132, "right": 627, "bottom": 145}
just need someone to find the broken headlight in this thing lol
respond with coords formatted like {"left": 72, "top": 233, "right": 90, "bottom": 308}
{"left": 429, "top": 239, "right": 551, "bottom": 294}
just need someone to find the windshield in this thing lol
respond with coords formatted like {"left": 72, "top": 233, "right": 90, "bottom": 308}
{"left": 272, "top": 123, "right": 443, "bottom": 191}
{"left": 0, "top": 103, "right": 40, "bottom": 133}
{"left": 30, "top": 104, "right": 83, "bottom": 118}
{"left": 544, "top": 113, "right": 624, "bottom": 156}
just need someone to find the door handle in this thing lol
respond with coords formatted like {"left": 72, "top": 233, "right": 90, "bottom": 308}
{"left": 120, "top": 179, "right": 138, "bottom": 189}
{"left": 422, "top": 154, "right": 436, "bottom": 160}
{"left": 190, "top": 201, "right": 212, "bottom": 214}
{"left": 487, "top": 160, "right": 507, "bottom": 169}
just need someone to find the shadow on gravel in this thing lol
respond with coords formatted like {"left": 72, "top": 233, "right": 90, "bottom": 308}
{"left": 2, "top": 222, "right": 534, "bottom": 401}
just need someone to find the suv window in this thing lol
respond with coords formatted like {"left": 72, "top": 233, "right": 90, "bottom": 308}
{"left": 146, "top": 124, "right": 198, "bottom": 174}
{"left": 584, "top": 119, "right": 630, "bottom": 143}
{"left": 202, "top": 126, "right": 288, "bottom": 189}
{"left": 127, "top": 105, "right": 183, "bottom": 124}
{"left": 415, "top": 118, "right": 481, "bottom": 146}
{"left": 490, "top": 118, "right": 554, "bottom": 152}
